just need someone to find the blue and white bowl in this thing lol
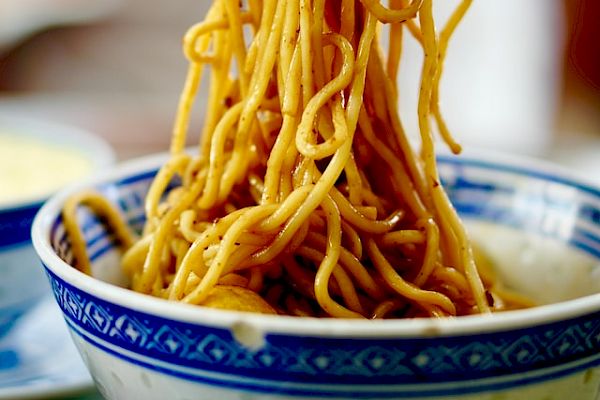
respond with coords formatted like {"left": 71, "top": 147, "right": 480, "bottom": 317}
{"left": 0, "top": 115, "right": 114, "bottom": 337}
{"left": 31, "top": 151, "right": 600, "bottom": 400}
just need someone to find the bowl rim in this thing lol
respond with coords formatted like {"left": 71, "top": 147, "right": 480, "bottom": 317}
{"left": 31, "top": 149, "right": 600, "bottom": 338}
{"left": 0, "top": 114, "right": 116, "bottom": 212}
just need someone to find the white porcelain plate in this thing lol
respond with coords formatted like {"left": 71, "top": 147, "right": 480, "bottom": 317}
{"left": 0, "top": 294, "right": 94, "bottom": 399}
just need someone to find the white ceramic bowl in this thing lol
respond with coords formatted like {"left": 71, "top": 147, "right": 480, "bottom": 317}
{"left": 0, "top": 115, "right": 115, "bottom": 336}
{"left": 32, "top": 150, "right": 600, "bottom": 400}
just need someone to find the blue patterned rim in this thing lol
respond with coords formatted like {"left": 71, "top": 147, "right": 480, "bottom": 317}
{"left": 31, "top": 150, "right": 600, "bottom": 396}
{"left": 43, "top": 263, "right": 600, "bottom": 397}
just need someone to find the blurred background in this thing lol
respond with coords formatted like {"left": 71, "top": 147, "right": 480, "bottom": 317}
{"left": 0, "top": 0, "right": 598, "bottom": 171}
{"left": 0, "top": 1, "right": 597, "bottom": 399}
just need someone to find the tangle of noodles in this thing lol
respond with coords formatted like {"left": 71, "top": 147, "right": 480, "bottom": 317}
{"left": 62, "top": 0, "right": 534, "bottom": 318}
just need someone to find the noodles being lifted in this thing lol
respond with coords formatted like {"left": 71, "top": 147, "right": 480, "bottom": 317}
{"left": 63, "top": 0, "right": 532, "bottom": 318}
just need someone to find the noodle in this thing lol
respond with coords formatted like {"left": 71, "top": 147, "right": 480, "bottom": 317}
{"left": 62, "top": 0, "right": 531, "bottom": 318}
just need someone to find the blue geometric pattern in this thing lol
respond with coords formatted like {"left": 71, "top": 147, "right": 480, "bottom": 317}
{"left": 45, "top": 267, "right": 600, "bottom": 387}
{"left": 43, "top": 155, "right": 600, "bottom": 396}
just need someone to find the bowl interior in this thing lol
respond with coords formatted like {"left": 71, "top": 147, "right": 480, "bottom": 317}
{"left": 45, "top": 152, "right": 600, "bottom": 309}
{"left": 439, "top": 156, "right": 600, "bottom": 304}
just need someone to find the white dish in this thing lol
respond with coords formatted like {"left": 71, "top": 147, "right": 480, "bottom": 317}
{"left": 0, "top": 294, "right": 93, "bottom": 400}
{"left": 0, "top": 113, "right": 115, "bottom": 209}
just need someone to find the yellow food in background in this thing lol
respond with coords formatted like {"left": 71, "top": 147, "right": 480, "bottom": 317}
{"left": 0, "top": 134, "right": 92, "bottom": 205}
